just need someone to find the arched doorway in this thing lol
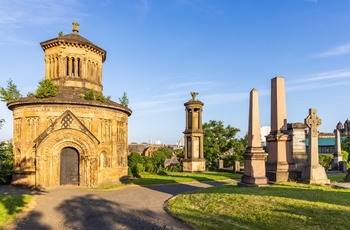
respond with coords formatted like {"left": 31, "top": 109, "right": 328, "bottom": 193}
{"left": 60, "top": 147, "right": 79, "bottom": 185}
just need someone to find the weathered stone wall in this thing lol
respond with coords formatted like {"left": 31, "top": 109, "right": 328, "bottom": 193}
{"left": 10, "top": 103, "right": 129, "bottom": 188}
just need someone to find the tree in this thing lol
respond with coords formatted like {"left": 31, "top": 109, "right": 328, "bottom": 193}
{"left": 35, "top": 79, "right": 58, "bottom": 98}
{"left": 0, "top": 140, "right": 14, "bottom": 184}
{"left": 128, "top": 152, "right": 144, "bottom": 176}
{"left": 203, "top": 120, "right": 244, "bottom": 171}
{"left": 119, "top": 92, "right": 129, "bottom": 108}
{"left": 152, "top": 147, "right": 172, "bottom": 172}
{"left": 0, "top": 78, "right": 22, "bottom": 102}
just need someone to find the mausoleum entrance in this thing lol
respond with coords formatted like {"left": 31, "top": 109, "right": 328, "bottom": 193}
{"left": 60, "top": 147, "right": 80, "bottom": 185}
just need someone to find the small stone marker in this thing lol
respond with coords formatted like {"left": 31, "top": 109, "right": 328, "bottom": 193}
{"left": 301, "top": 108, "right": 329, "bottom": 184}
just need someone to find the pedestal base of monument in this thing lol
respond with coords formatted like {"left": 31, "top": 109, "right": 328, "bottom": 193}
{"left": 301, "top": 164, "right": 330, "bottom": 184}
{"left": 266, "top": 162, "right": 289, "bottom": 182}
{"left": 182, "top": 159, "right": 206, "bottom": 172}
{"left": 238, "top": 175, "right": 269, "bottom": 187}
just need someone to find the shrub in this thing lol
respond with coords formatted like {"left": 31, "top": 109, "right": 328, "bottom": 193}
{"left": 136, "top": 163, "right": 144, "bottom": 175}
{"left": 128, "top": 152, "right": 144, "bottom": 176}
{"left": 35, "top": 79, "right": 58, "bottom": 98}
{"left": 84, "top": 89, "right": 95, "bottom": 100}
{"left": 96, "top": 92, "right": 106, "bottom": 102}
{"left": 342, "top": 150, "right": 349, "bottom": 167}
{"left": 319, "top": 154, "right": 333, "bottom": 169}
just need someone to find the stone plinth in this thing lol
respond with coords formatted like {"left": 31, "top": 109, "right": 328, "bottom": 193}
{"left": 182, "top": 159, "right": 206, "bottom": 172}
{"left": 239, "top": 89, "right": 268, "bottom": 187}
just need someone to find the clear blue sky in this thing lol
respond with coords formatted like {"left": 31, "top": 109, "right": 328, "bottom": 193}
{"left": 1, "top": 0, "right": 350, "bottom": 144}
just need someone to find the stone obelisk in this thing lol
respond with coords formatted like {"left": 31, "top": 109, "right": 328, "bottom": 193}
{"left": 239, "top": 89, "right": 268, "bottom": 187}
{"left": 266, "top": 77, "right": 291, "bottom": 182}
{"left": 301, "top": 108, "right": 329, "bottom": 184}
{"left": 332, "top": 129, "right": 342, "bottom": 170}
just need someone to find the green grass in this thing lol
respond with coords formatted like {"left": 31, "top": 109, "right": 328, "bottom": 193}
{"left": 167, "top": 182, "right": 350, "bottom": 230}
{"left": 328, "top": 173, "right": 346, "bottom": 183}
{"left": 94, "top": 172, "right": 242, "bottom": 190}
{"left": 0, "top": 194, "right": 32, "bottom": 228}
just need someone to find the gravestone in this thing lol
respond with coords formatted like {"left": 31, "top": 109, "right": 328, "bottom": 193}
{"left": 301, "top": 108, "right": 330, "bottom": 184}
{"left": 233, "top": 161, "right": 241, "bottom": 173}
{"left": 287, "top": 123, "right": 308, "bottom": 179}
{"left": 239, "top": 89, "right": 268, "bottom": 187}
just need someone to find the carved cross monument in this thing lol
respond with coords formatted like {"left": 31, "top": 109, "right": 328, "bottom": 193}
{"left": 301, "top": 108, "right": 329, "bottom": 184}
{"left": 305, "top": 108, "right": 322, "bottom": 167}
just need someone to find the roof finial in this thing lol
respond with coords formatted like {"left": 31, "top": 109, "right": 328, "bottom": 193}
{"left": 72, "top": 22, "right": 79, "bottom": 34}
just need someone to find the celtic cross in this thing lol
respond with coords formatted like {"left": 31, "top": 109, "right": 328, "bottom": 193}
{"left": 305, "top": 108, "right": 321, "bottom": 137}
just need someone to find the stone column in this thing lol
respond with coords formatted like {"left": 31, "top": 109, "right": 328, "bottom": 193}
{"left": 239, "top": 88, "right": 268, "bottom": 187}
{"left": 266, "top": 77, "right": 291, "bottom": 182}
{"left": 68, "top": 57, "right": 73, "bottom": 77}
{"left": 332, "top": 129, "right": 342, "bottom": 170}
{"left": 301, "top": 108, "right": 330, "bottom": 184}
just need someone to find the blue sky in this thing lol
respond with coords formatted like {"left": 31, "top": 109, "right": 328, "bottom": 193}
{"left": 1, "top": 0, "right": 350, "bottom": 144}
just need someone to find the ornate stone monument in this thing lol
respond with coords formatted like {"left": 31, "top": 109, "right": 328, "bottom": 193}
{"left": 266, "top": 77, "right": 292, "bottom": 182}
{"left": 183, "top": 92, "right": 205, "bottom": 172}
{"left": 238, "top": 89, "right": 268, "bottom": 187}
{"left": 287, "top": 122, "right": 308, "bottom": 179}
{"left": 301, "top": 108, "right": 329, "bottom": 184}
{"left": 7, "top": 23, "right": 132, "bottom": 188}
{"left": 332, "top": 129, "right": 342, "bottom": 170}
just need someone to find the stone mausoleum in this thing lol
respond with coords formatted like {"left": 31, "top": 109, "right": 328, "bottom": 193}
{"left": 7, "top": 23, "right": 132, "bottom": 188}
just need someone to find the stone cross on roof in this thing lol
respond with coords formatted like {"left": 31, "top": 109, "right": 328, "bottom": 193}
{"left": 305, "top": 108, "right": 322, "bottom": 137}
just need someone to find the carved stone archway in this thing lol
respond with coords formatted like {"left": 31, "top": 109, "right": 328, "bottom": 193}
{"left": 35, "top": 129, "right": 99, "bottom": 188}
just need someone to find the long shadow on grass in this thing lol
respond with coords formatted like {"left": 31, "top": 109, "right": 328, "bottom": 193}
{"left": 188, "top": 183, "right": 350, "bottom": 207}
{"left": 141, "top": 180, "right": 235, "bottom": 196}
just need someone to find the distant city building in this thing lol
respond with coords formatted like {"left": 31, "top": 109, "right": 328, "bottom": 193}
{"left": 260, "top": 126, "right": 270, "bottom": 146}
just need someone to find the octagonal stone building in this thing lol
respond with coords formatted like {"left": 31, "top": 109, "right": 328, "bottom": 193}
{"left": 7, "top": 23, "right": 132, "bottom": 188}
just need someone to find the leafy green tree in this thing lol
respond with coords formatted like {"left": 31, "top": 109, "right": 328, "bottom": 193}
{"left": 35, "top": 79, "right": 58, "bottom": 98}
{"left": 0, "top": 140, "right": 14, "bottom": 184}
{"left": 152, "top": 147, "right": 172, "bottom": 172}
{"left": 128, "top": 152, "right": 144, "bottom": 176}
{"left": 203, "top": 120, "right": 243, "bottom": 171}
{"left": 119, "top": 92, "right": 129, "bottom": 108}
{"left": 0, "top": 78, "right": 22, "bottom": 102}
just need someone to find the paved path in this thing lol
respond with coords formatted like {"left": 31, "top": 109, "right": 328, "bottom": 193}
{"left": 2, "top": 181, "right": 234, "bottom": 230}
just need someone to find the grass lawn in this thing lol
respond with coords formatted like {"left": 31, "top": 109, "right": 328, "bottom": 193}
{"left": 0, "top": 194, "right": 32, "bottom": 228}
{"left": 167, "top": 182, "right": 350, "bottom": 230}
{"left": 95, "top": 171, "right": 243, "bottom": 189}
{"left": 328, "top": 173, "right": 346, "bottom": 183}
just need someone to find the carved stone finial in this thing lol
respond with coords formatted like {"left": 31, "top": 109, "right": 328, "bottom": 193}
{"left": 72, "top": 22, "right": 79, "bottom": 34}
{"left": 190, "top": 92, "right": 199, "bottom": 101}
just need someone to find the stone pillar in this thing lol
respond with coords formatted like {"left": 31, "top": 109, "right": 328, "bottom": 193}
{"left": 68, "top": 57, "right": 73, "bottom": 77}
{"left": 183, "top": 92, "right": 205, "bottom": 172}
{"left": 301, "top": 108, "right": 330, "bottom": 184}
{"left": 239, "top": 88, "right": 268, "bottom": 187}
{"left": 266, "top": 77, "right": 291, "bottom": 182}
{"left": 74, "top": 57, "right": 79, "bottom": 77}
{"left": 333, "top": 129, "right": 342, "bottom": 170}
{"left": 45, "top": 56, "right": 49, "bottom": 78}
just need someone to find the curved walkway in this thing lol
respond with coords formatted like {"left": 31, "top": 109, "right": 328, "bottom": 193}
{"left": 2, "top": 180, "right": 234, "bottom": 230}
